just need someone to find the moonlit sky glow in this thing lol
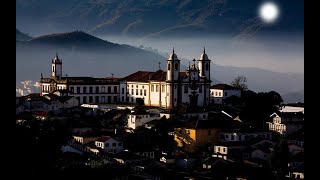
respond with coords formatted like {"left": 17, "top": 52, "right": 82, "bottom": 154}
{"left": 259, "top": 2, "right": 280, "bottom": 23}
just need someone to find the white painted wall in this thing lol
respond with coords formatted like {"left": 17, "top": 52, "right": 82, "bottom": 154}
{"left": 214, "top": 146, "right": 228, "bottom": 155}
{"left": 126, "top": 82, "right": 149, "bottom": 104}
{"left": 95, "top": 138, "right": 123, "bottom": 154}
{"left": 127, "top": 114, "right": 161, "bottom": 129}
{"left": 219, "top": 132, "right": 272, "bottom": 142}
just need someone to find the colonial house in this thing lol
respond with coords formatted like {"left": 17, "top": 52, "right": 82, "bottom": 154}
{"left": 43, "top": 93, "right": 79, "bottom": 112}
{"left": 119, "top": 48, "right": 212, "bottom": 109}
{"left": 73, "top": 136, "right": 99, "bottom": 145}
{"left": 266, "top": 112, "right": 304, "bottom": 137}
{"left": 219, "top": 130, "right": 272, "bottom": 143}
{"left": 210, "top": 84, "right": 241, "bottom": 105}
{"left": 174, "top": 118, "right": 241, "bottom": 152}
{"left": 127, "top": 107, "right": 162, "bottom": 130}
{"left": 40, "top": 54, "right": 120, "bottom": 104}
{"left": 243, "top": 139, "right": 275, "bottom": 161}
{"left": 95, "top": 136, "right": 123, "bottom": 154}
{"left": 22, "top": 93, "right": 46, "bottom": 112}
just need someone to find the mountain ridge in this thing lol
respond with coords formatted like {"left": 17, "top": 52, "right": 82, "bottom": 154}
{"left": 16, "top": 30, "right": 303, "bottom": 103}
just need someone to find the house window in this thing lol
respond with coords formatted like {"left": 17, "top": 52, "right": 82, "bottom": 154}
{"left": 220, "top": 134, "right": 224, "bottom": 139}
{"left": 95, "top": 96, "right": 99, "bottom": 103}
{"left": 121, "top": 96, "right": 124, "bottom": 102}
{"left": 215, "top": 92, "right": 217, "bottom": 96}
{"left": 168, "top": 63, "right": 171, "bottom": 70}
{"left": 223, "top": 148, "right": 226, "bottom": 152}
{"left": 70, "top": 87, "right": 74, "bottom": 93}
{"left": 96, "top": 86, "right": 99, "bottom": 93}
{"left": 239, "top": 135, "right": 242, "bottom": 141}
{"left": 151, "top": 85, "right": 154, "bottom": 92}
{"left": 89, "top": 87, "right": 93, "bottom": 93}
{"left": 199, "top": 85, "right": 202, "bottom": 93}
{"left": 108, "top": 86, "right": 111, "bottom": 93}
{"left": 131, "top": 89, "right": 134, "bottom": 94}
{"left": 112, "top": 143, "right": 116, "bottom": 147}
{"left": 203, "top": 115, "right": 206, "bottom": 119}
{"left": 156, "top": 85, "right": 159, "bottom": 92}
{"left": 106, "top": 143, "right": 109, "bottom": 147}
{"left": 118, "top": 143, "right": 122, "bottom": 146}
{"left": 144, "top": 90, "right": 147, "bottom": 96}
{"left": 114, "top": 96, "right": 117, "bottom": 103}
{"left": 122, "top": 88, "right": 124, "bottom": 94}
{"left": 208, "top": 130, "right": 211, "bottom": 135}
{"left": 83, "top": 96, "right": 87, "bottom": 104}
{"left": 52, "top": 66, "right": 55, "bottom": 72}
{"left": 83, "top": 87, "right": 87, "bottom": 93}
{"left": 218, "top": 147, "right": 220, "bottom": 152}
{"left": 174, "top": 63, "right": 178, "bottom": 70}
{"left": 162, "top": 85, "right": 165, "bottom": 93}
{"left": 225, "top": 92, "right": 227, "bottom": 96}
{"left": 226, "top": 135, "right": 229, "bottom": 138}
{"left": 77, "top": 87, "right": 81, "bottom": 94}
{"left": 231, "top": 135, "right": 234, "bottom": 140}
{"left": 89, "top": 96, "right": 93, "bottom": 103}
{"left": 219, "top": 92, "right": 221, "bottom": 96}
{"left": 136, "top": 89, "right": 138, "bottom": 95}
{"left": 184, "top": 85, "right": 188, "bottom": 93}
{"left": 114, "top": 86, "right": 117, "bottom": 93}
{"left": 140, "top": 89, "right": 143, "bottom": 95}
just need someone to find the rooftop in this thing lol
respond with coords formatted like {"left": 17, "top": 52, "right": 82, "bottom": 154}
{"left": 210, "top": 84, "right": 241, "bottom": 90}
{"left": 121, "top": 70, "right": 187, "bottom": 82}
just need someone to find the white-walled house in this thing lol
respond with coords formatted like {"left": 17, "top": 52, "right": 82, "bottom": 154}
{"left": 219, "top": 131, "right": 272, "bottom": 142}
{"left": 95, "top": 136, "right": 123, "bottom": 154}
{"left": 210, "top": 84, "right": 241, "bottom": 105}
{"left": 40, "top": 54, "right": 120, "bottom": 105}
{"left": 267, "top": 112, "right": 304, "bottom": 137}
{"left": 127, "top": 108, "right": 162, "bottom": 130}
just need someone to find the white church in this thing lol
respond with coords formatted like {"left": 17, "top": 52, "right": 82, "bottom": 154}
{"left": 119, "top": 48, "right": 211, "bottom": 109}
{"left": 40, "top": 48, "right": 212, "bottom": 110}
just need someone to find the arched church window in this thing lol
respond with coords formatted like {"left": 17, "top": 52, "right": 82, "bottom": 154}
{"left": 168, "top": 64, "right": 171, "bottom": 70}
{"left": 206, "top": 63, "right": 209, "bottom": 70}
{"left": 174, "top": 63, "right": 178, "bottom": 70}
{"left": 52, "top": 66, "right": 55, "bottom": 72}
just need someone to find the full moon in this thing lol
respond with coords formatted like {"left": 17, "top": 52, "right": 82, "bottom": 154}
{"left": 259, "top": 2, "right": 279, "bottom": 23}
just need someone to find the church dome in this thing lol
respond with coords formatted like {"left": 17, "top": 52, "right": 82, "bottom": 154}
{"left": 199, "top": 47, "right": 208, "bottom": 60}
{"left": 169, "top": 53, "right": 178, "bottom": 60}
{"left": 168, "top": 47, "right": 178, "bottom": 60}
{"left": 53, "top": 53, "right": 61, "bottom": 63}
{"left": 200, "top": 53, "right": 208, "bottom": 60}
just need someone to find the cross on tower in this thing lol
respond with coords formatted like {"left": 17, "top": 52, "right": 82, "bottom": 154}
{"left": 193, "top": 58, "right": 196, "bottom": 64}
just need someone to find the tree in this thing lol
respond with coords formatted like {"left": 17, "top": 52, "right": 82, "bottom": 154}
{"left": 231, "top": 75, "right": 248, "bottom": 91}
{"left": 269, "top": 139, "right": 289, "bottom": 180}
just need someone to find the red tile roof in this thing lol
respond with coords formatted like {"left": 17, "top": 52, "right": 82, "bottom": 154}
{"left": 210, "top": 84, "right": 240, "bottom": 90}
{"left": 95, "top": 136, "right": 111, "bottom": 142}
{"left": 122, "top": 70, "right": 188, "bottom": 82}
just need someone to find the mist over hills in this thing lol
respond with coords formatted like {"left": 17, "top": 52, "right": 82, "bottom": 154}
{"left": 16, "top": 31, "right": 303, "bottom": 103}
{"left": 16, "top": 28, "right": 32, "bottom": 41}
